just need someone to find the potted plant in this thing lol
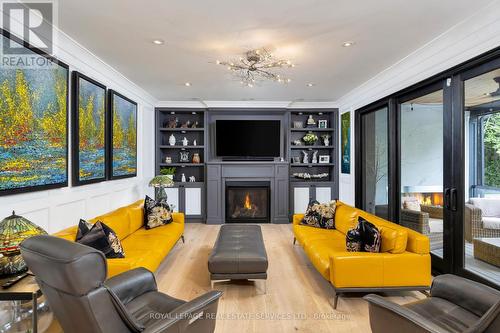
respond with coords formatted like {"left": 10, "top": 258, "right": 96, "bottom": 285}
{"left": 302, "top": 133, "right": 318, "bottom": 146}
{"left": 160, "top": 167, "right": 176, "bottom": 180}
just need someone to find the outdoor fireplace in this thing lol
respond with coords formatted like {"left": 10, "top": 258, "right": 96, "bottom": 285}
{"left": 402, "top": 186, "right": 444, "bottom": 207}
{"left": 225, "top": 181, "right": 270, "bottom": 223}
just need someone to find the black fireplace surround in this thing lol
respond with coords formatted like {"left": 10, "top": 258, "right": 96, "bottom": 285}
{"left": 225, "top": 181, "right": 270, "bottom": 223}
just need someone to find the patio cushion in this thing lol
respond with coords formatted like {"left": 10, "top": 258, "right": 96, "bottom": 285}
{"left": 482, "top": 217, "right": 500, "bottom": 230}
{"left": 470, "top": 198, "right": 500, "bottom": 217}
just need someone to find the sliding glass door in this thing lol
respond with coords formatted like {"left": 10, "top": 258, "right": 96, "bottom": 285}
{"left": 460, "top": 59, "right": 500, "bottom": 286}
{"left": 397, "top": 82, "right": 452, "bottom": 271}
{"left": 355, "top": 49, "right": 500, "bottom": 288}
{"left": 359, "top": 106, "right": 389, "bottom": 219}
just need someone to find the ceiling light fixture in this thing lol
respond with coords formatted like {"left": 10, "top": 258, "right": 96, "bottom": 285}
{"left": 342, "top": 41, "right": 355, "bottom": 47}
{"left": 152, "top": 39, "right": 165, "bottom": 45}
{"left": 215, "top": 48, "right": 295, "bottom": 87}
{"left": 307, "top": 83, "right": 315, "bottom": 87}
{"left": 184, "top": 82, "right": 191, "bottom": 87}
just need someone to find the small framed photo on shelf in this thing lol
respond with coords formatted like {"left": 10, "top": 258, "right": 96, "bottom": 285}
{"left": 319, "top": 155, "right": 330, "bottom": 164}
{"left": 318, "top": 120, "right": 328, "bottom": 128}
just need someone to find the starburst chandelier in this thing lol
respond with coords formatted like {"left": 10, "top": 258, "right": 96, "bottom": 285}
{"left": 215, "top": 48, "right": 295, "bottom": 87}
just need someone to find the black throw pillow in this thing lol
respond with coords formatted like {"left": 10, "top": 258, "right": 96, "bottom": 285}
{"left": 76, "top": 219, "right": 125, "bottom": 258}
{"left": 346, "top": 216, "right": 381, "bottom": 253}
{"left": 301, "top": 199, "right": 336, "bottom": 229}
{"left": 144, "top": 195, "right": 173, "bottom": 229}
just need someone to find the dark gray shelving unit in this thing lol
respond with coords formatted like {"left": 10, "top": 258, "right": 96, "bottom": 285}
{"left": 288, "top": 109, "right": 339, "bottom": 215}
{"left": 155, "top": 108, "right": 207, "bottom": 222}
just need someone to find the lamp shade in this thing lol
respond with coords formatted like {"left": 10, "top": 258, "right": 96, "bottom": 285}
{"left": 0, "top": 212, "right": 47, "bottom": 276}
{"left": 149, "top": 175, "right": 175, "bottom": 188}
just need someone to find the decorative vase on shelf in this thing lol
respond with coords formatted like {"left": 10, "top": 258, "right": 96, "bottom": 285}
{"left": 168, "top": 134, "right": 176, "bottom": 146}
{"left": 182, "top": 137, "right": 188, "bottom": 146}
{"left": 322, "top": 135, "right": 330, "bottom": 146}
{"left": 181, "top": 173, "right": 186, "bottom": 182}
{"left": 312, "top": 151, "right": 318, "bottom": 164}
{"left": 302, "top": 150, "right": 309, "bottom": 164}
{"left": 192, "top": 153, "right": 201, "bottom": 164}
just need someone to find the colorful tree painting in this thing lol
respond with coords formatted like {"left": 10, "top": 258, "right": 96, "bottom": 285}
{"left": 0, "top": 34, "right": 69, "bottom": 195}
{"left": 110, "top": 91, "right": 137, "bottom": 178}
{"left": 72, "top": 73, "right": 106, "bottom": 185}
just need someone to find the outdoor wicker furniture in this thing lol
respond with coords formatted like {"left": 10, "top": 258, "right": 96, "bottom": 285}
{"left": 473, "top": 238, "right": 500, "bottom": 267}
{"left": 465, "top": 198, "right": 500, "bottom": 242}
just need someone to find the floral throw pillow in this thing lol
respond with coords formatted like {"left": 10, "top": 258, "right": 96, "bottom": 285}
{"left": 144, "top": 195, "right": 173, "bottom": 229}
{"left": 346, "top": 216, "right": 381, "bottom": 253}
{"left": 301, "top": 200, "right": 337, "bottom": 229}
{"left": 76, "top": 219, "right": 125, "bottom": 258}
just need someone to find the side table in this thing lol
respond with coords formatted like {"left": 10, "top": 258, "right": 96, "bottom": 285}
{"left": 0, "top": 274, "right": 42, "bottom": 333}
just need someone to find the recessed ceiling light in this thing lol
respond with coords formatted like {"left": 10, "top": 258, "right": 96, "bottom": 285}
{"left": 306, "top": 83, "right": 315, "bottom": 87}
{"left": 152, "top": 39, "right": 164, "bottom": 45}
{"left": 342, "top": 41, "right": 355, "bottom": 47}
{"left": 184, "top": 82, "right": 191, "bottom": 87}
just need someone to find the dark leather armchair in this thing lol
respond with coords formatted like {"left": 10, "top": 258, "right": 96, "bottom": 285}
{"left": 20, "top": 235, "right": 222, "bottom": 333}
{"left": 364, "top": 274, "right": 500, "bottom": 333}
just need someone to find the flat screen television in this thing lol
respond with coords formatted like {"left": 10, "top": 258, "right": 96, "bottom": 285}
{"left": 216, "top": 120, "right": 281, "bottom": 160}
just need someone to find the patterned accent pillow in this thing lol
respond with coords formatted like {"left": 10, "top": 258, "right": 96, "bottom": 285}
{"left": 301, "top": 200, "right": 337, "bottom": 229}
{"left": 144, "top": 195, "right": 173, "bottom": 229}
{"left": 346, "top": 216, "right": 381, "bottom": 253}
{"left": 76, "top": 219, "right": 125, "bottom": 258}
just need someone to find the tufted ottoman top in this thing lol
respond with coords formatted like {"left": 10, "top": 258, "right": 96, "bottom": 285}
{"left": 208, "top": 224, "right": 268, "bottom": 274}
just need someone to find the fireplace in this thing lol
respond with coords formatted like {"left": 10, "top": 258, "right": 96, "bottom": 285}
{"left": 225, "top": 181, "right": 270, "bottom": 223}
{"left": 402, "top": 186, "right": 444, "bottom": 207}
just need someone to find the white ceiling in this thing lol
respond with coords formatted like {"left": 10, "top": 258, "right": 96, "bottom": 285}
{"left": 58, "top": 0, "right": 494, "bottom": 102}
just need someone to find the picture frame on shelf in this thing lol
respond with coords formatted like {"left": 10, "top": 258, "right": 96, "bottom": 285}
{"left": 319, "top": 155, "right": 330, "bottom": 164}
{"left": 0, "top": 29, "right": 69, "bottom": 196}
{"left": 72, "top": 71, "right": 107, "bottom": 186}
{"left": 318, "top": 120, "right": 328, "bottom": 128}
{"left": 108, "top": 90, "right": 137, "bottom": 180}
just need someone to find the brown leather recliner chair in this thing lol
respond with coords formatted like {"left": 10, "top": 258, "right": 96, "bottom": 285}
{"left": 364, "top": 274, "right": 500, "bottom": 333}
{"left": 20, "top": 235, "right": 222, "bottom": 333}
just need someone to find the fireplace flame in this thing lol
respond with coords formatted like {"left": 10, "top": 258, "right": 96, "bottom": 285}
{"left": 244, "top": 193, "right": 252, "bottom": 210}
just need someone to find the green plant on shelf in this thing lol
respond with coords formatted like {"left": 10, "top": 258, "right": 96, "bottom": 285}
{"left": 302, "top": 133, "right": 318, "bottom": 145}
{"left": 160, "top": 167, "right": 176, "bottom": 175}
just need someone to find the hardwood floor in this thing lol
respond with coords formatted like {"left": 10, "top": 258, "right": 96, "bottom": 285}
{"left": 45, "top": 223, "right": 425, "bottom": 332}
{"left": 153, "top": 223, "right": 424, "bottom": 333}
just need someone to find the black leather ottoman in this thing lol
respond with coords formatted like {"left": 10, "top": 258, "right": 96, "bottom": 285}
{"left": 208, "top": 225, "right": 268, "bottom": 291}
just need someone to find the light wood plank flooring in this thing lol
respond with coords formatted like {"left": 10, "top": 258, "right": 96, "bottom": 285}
{"left": 46, "top": 223, "right": 425, "bottom": 333}
{"left": 155, "top": 223, "right": 424, "bottom": 333}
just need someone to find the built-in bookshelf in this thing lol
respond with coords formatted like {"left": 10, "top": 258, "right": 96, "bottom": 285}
{"left": 288, "top": 110, "right": 337, "bottom": 184}
{"left": 155, "top": 109, "right": 207, "bottom": 183}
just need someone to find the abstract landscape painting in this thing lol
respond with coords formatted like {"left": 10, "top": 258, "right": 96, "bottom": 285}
{"left": 72, "top": 72, "right": 107, "bottom": 185}
{"left": 0, "top": 32, "right": 69, "bottom": 196}
{"left": 109, "top": 90, "right": 137, "bottom": 179}
{"left": 341, "top": 111, "right": 351, "bottom": 174}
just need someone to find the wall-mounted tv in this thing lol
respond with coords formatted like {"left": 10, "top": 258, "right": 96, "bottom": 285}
{"left": 216, "top": 120, "right": 281, "bottom": 160}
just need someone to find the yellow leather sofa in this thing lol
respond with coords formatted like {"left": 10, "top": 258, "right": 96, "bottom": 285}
{"left": 293, "top": 201, "right": 431, "bottom": 308}
{"left": 53, "top": 199, "right": 184, "bottom": 278}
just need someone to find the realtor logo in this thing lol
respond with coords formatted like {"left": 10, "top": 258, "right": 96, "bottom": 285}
{"left": 2, "top": 1, "right": 54, "bottom": 54}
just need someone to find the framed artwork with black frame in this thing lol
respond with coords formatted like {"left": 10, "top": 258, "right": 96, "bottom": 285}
{"left": 107, "top": 90, "right": 138, "bottom": 180}
{"left": 0, "top": 28, "right": 69, "bottom": 196}
{"left": 71, "top": 72, "right": 107, "bottom": 186}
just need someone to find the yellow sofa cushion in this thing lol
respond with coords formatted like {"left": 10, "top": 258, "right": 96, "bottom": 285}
{"left": 329, "top": 251, "right": 431, "bottom": 288}
{"left": 293, "top": 224, "right": 345, "bottom": 247}
{"left": 357, "top": 210, "right": 408, "bottom": 254}
{"left": 91, "top": 208, "right": 131, "bottom": 241}
{"left": 123, "top": 200, "right": 145, "bottom": 233}
{"left": 333, "top": 202, "right": 358, "bottom": 234}
{"left": 303, "top": 238, "right": 346, "bottom": 280}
